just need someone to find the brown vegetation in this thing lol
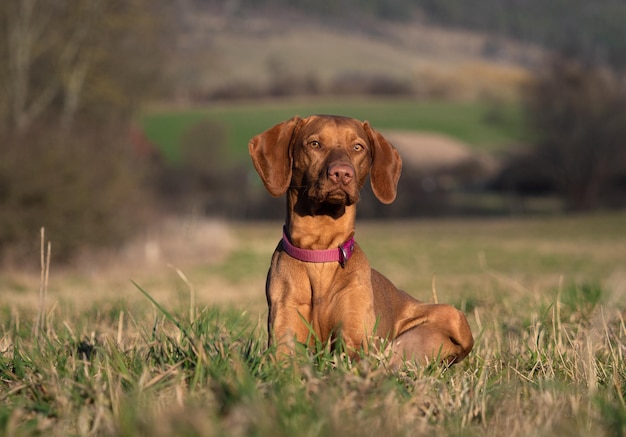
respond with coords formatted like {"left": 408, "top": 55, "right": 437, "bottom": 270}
{"left": 498, "top": 56, "right": 626, "bottom": 211}
{"left": 0, "top": 1, "right": 172, "bottom": 263}
{"left": 0, "top": 123, "right": 152, "bottom": 264}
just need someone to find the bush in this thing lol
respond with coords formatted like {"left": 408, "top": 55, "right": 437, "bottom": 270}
{"left": 0, "top": 122, "right": 152, "bottom": 264}
{"left": 522, "top": 56, "right": 626, "bottom": 210}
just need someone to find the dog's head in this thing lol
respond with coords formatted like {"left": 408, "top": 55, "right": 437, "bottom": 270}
{"left": 249, "top": 115, "right": 402, "bottom": 209}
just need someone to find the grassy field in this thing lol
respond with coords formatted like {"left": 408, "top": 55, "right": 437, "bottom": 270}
{"left": 142, "top": 98, "right": 524, "bottom": 164}
{"left": 1, "top": 213, "right": 625, "bottom": 436}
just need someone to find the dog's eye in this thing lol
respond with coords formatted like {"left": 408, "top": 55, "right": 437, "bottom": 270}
{"left": 309, "top": 140, "right": 321, "bottom": 148}
{"left": 353, "top": 143, "right": 364, "bottom": 152}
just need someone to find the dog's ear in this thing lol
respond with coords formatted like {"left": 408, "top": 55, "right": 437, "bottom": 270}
{"left": 364, "top": 122, "right": 402, "bottom": 204}
{"left": 248, "top": 116, "right": 302, "bottom": 197}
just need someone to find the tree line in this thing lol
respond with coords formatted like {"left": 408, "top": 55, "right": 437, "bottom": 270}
{"left": 202, "top": 0, "right": 626, "bottom": 68}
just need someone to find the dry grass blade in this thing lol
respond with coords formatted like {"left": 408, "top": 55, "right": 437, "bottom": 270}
{"left": 35, "top": 227, "right": 51, "bottom": 339}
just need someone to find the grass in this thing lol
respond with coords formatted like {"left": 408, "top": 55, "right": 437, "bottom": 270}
{"left": 141, "top": 98, "right": 525, "bottom": 164}
{"left": 1, "top": 213, "right": 626, "bottom": 436}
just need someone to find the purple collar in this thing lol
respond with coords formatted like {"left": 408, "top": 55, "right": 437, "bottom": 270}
{"left": 281, "top": 227, "right": 356, "bottom": 268}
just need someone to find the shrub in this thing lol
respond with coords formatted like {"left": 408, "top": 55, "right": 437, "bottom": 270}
{"left": 0, "top": 122, "right": 152, "bottom": 264}
{"left": 522, "top": 56, "right": 626, "bottom": 210}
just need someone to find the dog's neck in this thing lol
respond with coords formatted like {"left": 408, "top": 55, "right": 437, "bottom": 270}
{"left": 286, "top": 190, "right": 356, "bottom": 250}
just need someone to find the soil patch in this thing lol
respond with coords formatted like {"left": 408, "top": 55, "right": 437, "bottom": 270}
{"left": 383, "top": 130, "right": 484, "bottom": 170}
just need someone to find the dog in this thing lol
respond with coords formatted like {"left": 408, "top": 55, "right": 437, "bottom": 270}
{"left": 248, "top": 115, "right": 473, "bottom": 365}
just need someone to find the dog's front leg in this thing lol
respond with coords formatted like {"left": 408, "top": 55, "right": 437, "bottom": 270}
{"left": 266, "top": 254, "right": 314, "bottom": 357}
{"left": 267, "top": 296, "right": 313, "bottom": 357}
{"left": 323, "top": 287, "right": 378, "bottom": 356}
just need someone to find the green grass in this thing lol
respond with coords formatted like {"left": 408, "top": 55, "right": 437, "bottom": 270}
{"left": 2, "top": 213, "right": 626, "bottom": 436}
{"left": 141, "top": 98, "right": 525, "bottom": 164}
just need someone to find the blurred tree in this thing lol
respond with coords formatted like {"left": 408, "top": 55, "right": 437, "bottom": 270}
{"left": 200, "top": 0, "right": 626, "bottom": 68}
{"left": 415, "top": 0, "right": 626, "bottom": 68}
{"left": 0, "top": 0, "right": 172, "bottom": 132}
{"left": 0, "top": 0, "right": 173, "bottom": 262}
{"left": 523, "top": 56, "right": 626, "bottom": 210}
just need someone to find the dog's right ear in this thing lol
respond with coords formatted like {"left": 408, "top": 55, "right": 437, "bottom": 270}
{"left": 364, "top": 122, "right": 402, "bottom": 204}
{"left": 248, "top": 116, "right": 302, "bottom": 197}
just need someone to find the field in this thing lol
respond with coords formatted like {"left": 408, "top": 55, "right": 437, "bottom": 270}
{"left": 1, "top": 213, "right": 625, "bottom": 436}
{"left": 142, "top": 98, "right": 524, "bottom": 164}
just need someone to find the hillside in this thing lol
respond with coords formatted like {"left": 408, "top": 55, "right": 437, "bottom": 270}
{"left": 169, "top": 10, "right": 543, "bottom": 102}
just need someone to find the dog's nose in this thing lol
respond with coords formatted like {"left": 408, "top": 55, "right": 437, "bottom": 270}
{"left": 328, "top": 163, "right": 354, "bottom": 186}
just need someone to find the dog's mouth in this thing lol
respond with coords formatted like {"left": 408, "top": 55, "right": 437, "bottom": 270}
{"left": 308, "top": 185, "right": 358, "bottom": 207}
{"left": 324, "top": 188, "right": 355, "bottom": 205}
{"left": 300, "top": 187, "right": 357, "bottom": 218}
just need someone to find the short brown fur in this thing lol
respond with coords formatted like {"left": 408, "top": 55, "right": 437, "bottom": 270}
{"left": 249, "top": 115, "right": 473, "bottom": 365}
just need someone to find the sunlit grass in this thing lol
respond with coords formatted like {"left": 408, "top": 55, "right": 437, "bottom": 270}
{"left": 1, "top": 213, "right": 625, "bottom": 436}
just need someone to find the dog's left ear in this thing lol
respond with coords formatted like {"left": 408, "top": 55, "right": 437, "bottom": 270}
{"left": 364, "top": 122, "right": 402, "bottom": 204}
{"left": 248, "top": 116, "right": 302, "bottom": 197}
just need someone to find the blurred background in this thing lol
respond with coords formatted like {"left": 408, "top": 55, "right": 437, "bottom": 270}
{"left": 1, "top": 0, "right": 626, "bottom": 265}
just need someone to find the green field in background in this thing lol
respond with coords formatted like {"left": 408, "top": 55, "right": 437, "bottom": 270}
{"left": 141, "top": 98, "right": 525, "bottom": 164}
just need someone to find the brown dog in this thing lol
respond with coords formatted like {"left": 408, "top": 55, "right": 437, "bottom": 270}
{"left": 248, "top": 115, "right": 473, "bottom": 365}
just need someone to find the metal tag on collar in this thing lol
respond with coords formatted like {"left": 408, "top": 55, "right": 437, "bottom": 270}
{"left": 339, "top": 245, "right": 348, "bottom": 268}
{"left": 338, "top": 241, "right": 354, "bottom": 268}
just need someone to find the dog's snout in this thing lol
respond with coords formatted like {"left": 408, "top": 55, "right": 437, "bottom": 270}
{"left": 328, "top": 163, "right": 354, "bottom": 186}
